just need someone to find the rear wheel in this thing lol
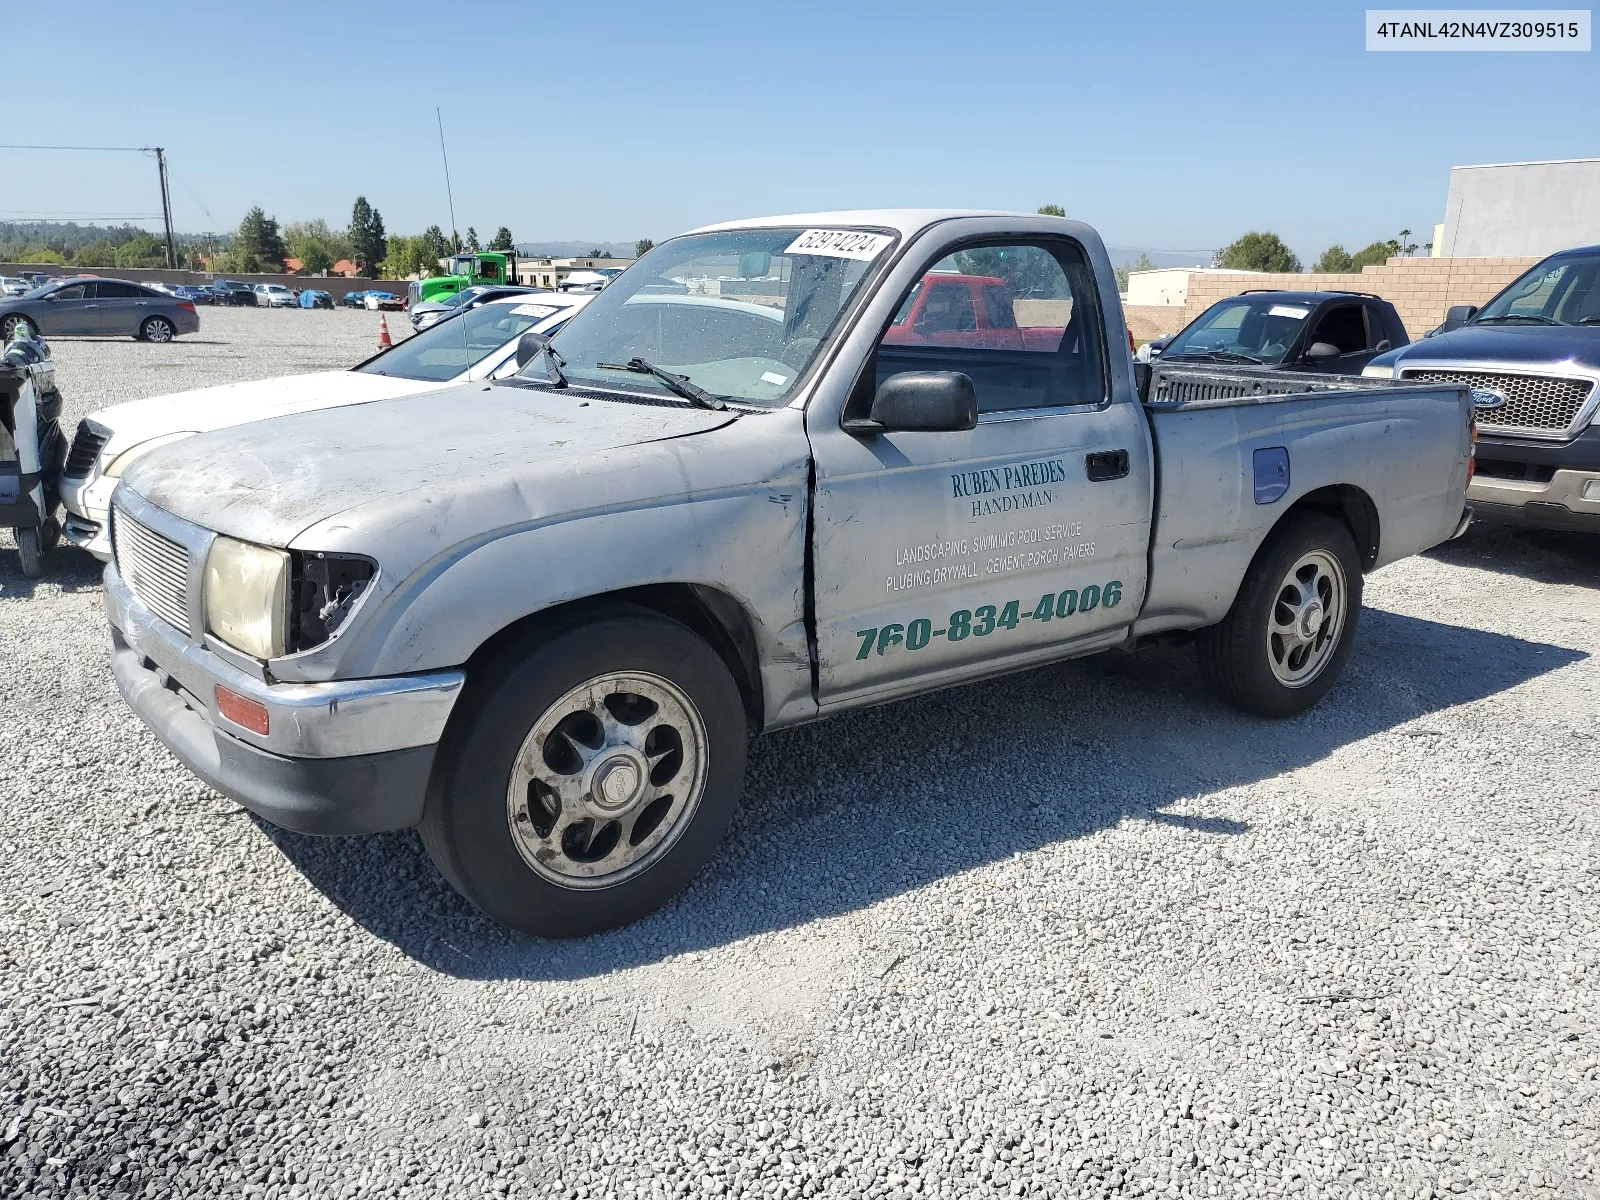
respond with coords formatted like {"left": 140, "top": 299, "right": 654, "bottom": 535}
{"left": 1196, "top": 512, "right": 1362, "bottom": 718}
{"left": 15, "top": 527, "right": 41, "bottom": 578}
{"left": 139, "top": 316, "right": 175, "bottom": 343}
{"left": 420, "top": 606, "right": 748, "bottom": 937}
{"left": 2, "top": 314, "right": 36, "bottom": 341}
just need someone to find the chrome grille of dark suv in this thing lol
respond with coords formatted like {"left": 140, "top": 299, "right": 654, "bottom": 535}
{"left": 112, "top": 508, "right": 191, "bottom": 635}
{"left": 64, "top": 420, "right": 110, "bottom": 479}
{"left": 1400, "top": 369, "right": 1595, "bottom": 437}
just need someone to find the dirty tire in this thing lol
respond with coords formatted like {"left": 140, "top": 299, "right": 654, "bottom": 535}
{"left": 1196, "top": 512, "right": 1362, "bottom": 719}
{"left": 139, "top": 316, "right": 175, "bottom": 343}
{"left": 420, "top": 605, "right": 747, "bottom": 938}
{"left": 15, "top": 527, "right": 41, "bottom": 578}
{"left": 1, "top": 314, "right": 36, "bottom": 341}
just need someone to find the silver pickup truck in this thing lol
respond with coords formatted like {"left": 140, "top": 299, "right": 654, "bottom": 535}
{"left": 103, "top": 210, "right": 1476, "bottom": 936}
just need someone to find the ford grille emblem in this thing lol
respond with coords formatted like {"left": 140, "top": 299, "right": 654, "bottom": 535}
{"left": 1469, "top": 387, "right": 1509, "bottom": 410}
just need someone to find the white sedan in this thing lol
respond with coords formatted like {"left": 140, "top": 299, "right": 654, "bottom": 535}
{"left": 61, "top": 293, "right": 592, "bottom": 559}
{"left": 254, "top": 284, "right": 298, "bottom": 308}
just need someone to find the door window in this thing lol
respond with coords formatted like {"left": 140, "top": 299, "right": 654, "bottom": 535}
{"left": 97, "top": 282, "right": 144, "bottom": 298}
{"left": 51, "top": 284, "right": 86, "bottom": 301}
{"left": 1308, "top": 304, "right": 1366, "bottom": 354}
{"left": 873, "top": 240, "right": 1104, "bottom": 414}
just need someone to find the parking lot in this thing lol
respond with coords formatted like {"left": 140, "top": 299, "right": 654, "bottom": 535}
{"left": 3, "top": 313, "right": 1599, "bottom": 1199}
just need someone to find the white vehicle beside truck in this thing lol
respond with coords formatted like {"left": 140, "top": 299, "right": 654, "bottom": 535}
{"left": 61, "top": 293, "right": 591, "bottom": 558}
{"left": 101, "top": 210, "right": 1478, "bottom": 936}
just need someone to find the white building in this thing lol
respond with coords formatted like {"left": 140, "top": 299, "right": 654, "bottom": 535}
{"left": 1436, "top": 158, "right": 1600, "bottom": 257}
{"left": 1125, "top": 267, "right": 1257, "bottom": 307}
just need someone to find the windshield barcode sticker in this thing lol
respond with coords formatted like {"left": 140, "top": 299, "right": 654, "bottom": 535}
{"left": 784, "top": 229, "right": 894, "bottom": 261}
{"left": 1268, "top": 305, "right": 1310, "bottom": 319}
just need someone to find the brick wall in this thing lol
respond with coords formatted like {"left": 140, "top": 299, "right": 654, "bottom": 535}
{"left": 1178, "top": 257, "right": 1540, "bottom": 340}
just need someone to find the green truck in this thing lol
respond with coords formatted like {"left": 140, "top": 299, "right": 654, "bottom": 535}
{"left": 406, "top": 252, "right": 519, "bottom": 309}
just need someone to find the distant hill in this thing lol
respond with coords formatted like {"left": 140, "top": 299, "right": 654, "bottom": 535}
{"left": 515, "top": 241, "right": 636, "bottom": 258}
{"left": 1105, "top": 244, "right": 1214, "bottom": 269}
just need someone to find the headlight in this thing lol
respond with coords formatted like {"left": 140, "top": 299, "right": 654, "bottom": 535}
{"left": 1360, "top": 363, "right": 1395, "bottom": 380}
{"left": 204, "top": 536, "right": 289, "bottom": 659}
{"left": 104, "top": 431, "right": 199, "bottom": 478}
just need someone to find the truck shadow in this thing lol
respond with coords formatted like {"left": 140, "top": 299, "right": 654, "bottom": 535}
{"left": 1429, "top": 519, "right": 1600, "bottom": 588}
{"left": 261, "top": 606, "right": 1585, "bottom": 980}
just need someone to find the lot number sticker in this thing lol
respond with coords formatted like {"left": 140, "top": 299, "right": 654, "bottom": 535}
{"left": 1267, "top": 305, "right": 1310, "bottom": 319}
{"left": 784, "top": 229, "right": 894, "bottom": 260}
{"left": 510, "top": 303, "right": 560, "bottom": 318}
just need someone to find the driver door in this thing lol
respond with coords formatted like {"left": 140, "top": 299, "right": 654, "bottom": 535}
{"left": 807, "top": 234, "right": 1153, "bottom": 709}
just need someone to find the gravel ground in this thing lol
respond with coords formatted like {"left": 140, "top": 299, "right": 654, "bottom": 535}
{"left": 2, "top": 317, "right": 1599, "bottom": 1199}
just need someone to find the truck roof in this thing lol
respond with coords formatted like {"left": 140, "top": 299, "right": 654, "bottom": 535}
{"left": 689, "top": 209, "right": 1063, "bottom": 239}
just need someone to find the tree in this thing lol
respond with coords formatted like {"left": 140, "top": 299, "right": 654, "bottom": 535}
{"left": 72, "top": 242, "right": 118, "bottom": 268}
{"left": 235, "top": 207, "right": 286, "bottom": 272}
{"left": 14, "top": 247, "right": 66, "bottom": 265}
{"left": 420, "top": 225, "right": 453, "bottom": 269}
{"left": 488, "top": 226, "right": 515, "bottom": 252}
{"left": 1036, "top": 204, "right": 1066, "bottom": 217}
{"left": 349, "top": 197, "right": 387, "bottom": 276}
{"left": 1348, "top": 240, "right": 1399, "bottom": 271}
{"left": 1313, "top": 245, "right": 1355, "bottom": 273}
{"left": 114, "top": 234, "right": 168, "bottom": 269}
{"left": 464, "top": 227, "right": 480, "bottom": 252}
{"left": 1216, "top": 231, "right": 1301, "bottom": 273}
{"left": 1396, "top": 228, "right": 1418, "bottom": 257}
{"left": 286, "top": 219, "right": 352, "bottom": 275}
{"left": 1114, "top": 253, "right": 1155, "bottom": 292}
{"left": 634, "top": 238, "right": 654, "bottom": 258}
{"left": 587, "top": 248, "right": 607, "bottom": 259}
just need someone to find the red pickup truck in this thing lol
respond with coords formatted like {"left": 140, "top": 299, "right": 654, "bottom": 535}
{"left": 883, "top": 271, "right": 1132, "bottom": 352}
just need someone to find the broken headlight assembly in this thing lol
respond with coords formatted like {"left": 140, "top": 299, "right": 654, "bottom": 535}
{"left": 288, "top": 551, "right": 377, "bottom": 653}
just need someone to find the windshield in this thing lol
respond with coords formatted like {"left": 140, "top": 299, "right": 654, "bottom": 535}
{"left": 1163, "top": 297, "right": 1314, "bottom": 363}
{"left": 445, "top": 286, "right": 491, "bottom": 308}
{"left": 357, "top": 300, "right": 568, "bottom": 382}
{"left": 1473, "top": 251, "right": 1600, "bottom": 325}
{"left": 518, "top": 226, "right": 895, "bottom": 405}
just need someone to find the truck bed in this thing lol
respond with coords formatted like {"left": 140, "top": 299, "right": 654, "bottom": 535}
{"left": 1129, "top": 365, "right": 1475, "bottom": 640}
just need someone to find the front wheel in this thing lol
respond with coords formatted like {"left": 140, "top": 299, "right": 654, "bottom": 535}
{"left": 1196, "top": 512, "right": 1362, "bottom": 718}
{"left": 140, "top": 316, "right": 175, "bottom": 343}
{"left": 1, "top": 314, "right": 36, "bottom": 341}
{"left": 420, "top": 606, "right": 748, "bottom": 937}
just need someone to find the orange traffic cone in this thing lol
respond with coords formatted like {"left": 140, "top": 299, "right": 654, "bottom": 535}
{"left": 377, "top": 314, "right": 393, "bottom": 349}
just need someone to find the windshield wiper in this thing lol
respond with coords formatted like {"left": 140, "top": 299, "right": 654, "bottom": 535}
{"left": 1477, "top": 314, "right": 1563, "bottom": 325}
{"left": 1165, "top": 350, "right": 1264, "bottom": 364}
{"left": 597, "top": 357, "right": 726, "bottom": 410}
{"left": 1576, "top": 316, "right": 1600, "bottom": 325}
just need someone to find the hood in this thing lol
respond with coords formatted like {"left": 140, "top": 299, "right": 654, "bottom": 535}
{"left": 87, "top": 371, "right": 442, "bottom": 460}
{"left": 1394, "top": 323, "right": 1600, "bottom": 374}
{"left": 122, "top": 384, "right": 739, "bottom": 547}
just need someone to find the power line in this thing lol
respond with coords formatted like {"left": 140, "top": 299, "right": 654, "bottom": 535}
{"left": 0, "top": 143, "right": 157, "bottom": 153}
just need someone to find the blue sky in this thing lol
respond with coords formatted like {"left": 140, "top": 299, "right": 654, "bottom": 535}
{"left": 6, "top": 0, "right": 1596, "bottom": 261}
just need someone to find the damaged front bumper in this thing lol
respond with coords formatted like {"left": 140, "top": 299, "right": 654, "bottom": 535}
{"left": 105, "top": 565, "right": 464, "bottom": 835}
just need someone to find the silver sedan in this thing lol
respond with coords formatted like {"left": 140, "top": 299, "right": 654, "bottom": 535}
{"left": 0, "top": 278, "right": 201, "bottom": 342}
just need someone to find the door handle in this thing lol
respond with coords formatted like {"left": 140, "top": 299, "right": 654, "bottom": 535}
{"left": 1085, "top": 449, "right": 1129, "bottom": 482}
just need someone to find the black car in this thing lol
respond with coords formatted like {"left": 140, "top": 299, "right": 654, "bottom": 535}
{"left": 1156, "top": 290, "right": 1409, "bottom": 375}
{"left": 1367, "top": 245, "right": 1600, "bottom": 533}
{"left": 210, "top": 280, "right": 258, "bottom": 307}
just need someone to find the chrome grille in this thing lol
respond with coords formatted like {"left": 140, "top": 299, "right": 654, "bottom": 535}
{"left": 64, "top": 421, "right": 110, "bottom": 479}
{"left": 112, "top": 509, "right": 191, "bottom": 635}
{"left": 1401, "top": 369, "right": 1595, "bottom": 436}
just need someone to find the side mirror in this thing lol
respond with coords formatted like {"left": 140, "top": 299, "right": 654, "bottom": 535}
{"left": 515, "top": 331, "right": 550, "bottom": 368}
{"left": 1445, "top": 304, "right": 1478, "bottom": 326}
{"left": 1373, "top": 339, "right": 1391, "bottom": 353}
{"left": 1305, "top": 342, "right": 1341, "bottom": 363}
{"left": 849, "top": 371, "right": 978, "bottom": 435}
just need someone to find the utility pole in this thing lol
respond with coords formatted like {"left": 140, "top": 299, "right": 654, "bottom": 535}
{"left": 154, "top": 147, "right": 176, "bottom": 269}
